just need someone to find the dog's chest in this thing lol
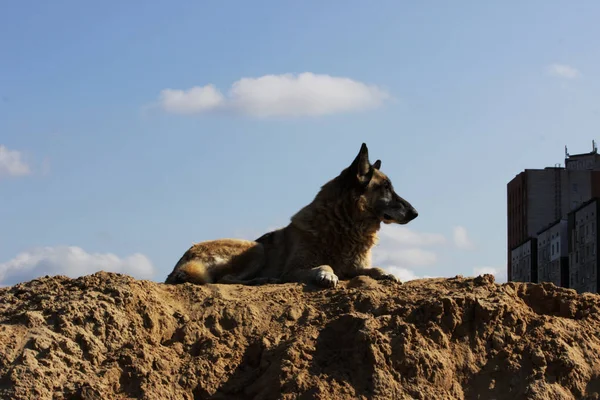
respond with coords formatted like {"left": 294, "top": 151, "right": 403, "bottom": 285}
{"left": 321, "top": 245, "right": 371, "bottom": 273}
{"left": 303, "top": 226, "right": 376, "bottom": 272}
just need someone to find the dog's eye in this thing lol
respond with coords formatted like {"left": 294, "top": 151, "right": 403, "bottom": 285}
{"left": 382, "top": 181, "right": 391, "bottom": 190}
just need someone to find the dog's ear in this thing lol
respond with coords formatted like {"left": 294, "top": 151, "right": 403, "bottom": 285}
{"left": 350, "top": 143, "right": 374, "bottom": 185}
{"left": 373, "top": 160, "right": 381, "bottom": 170}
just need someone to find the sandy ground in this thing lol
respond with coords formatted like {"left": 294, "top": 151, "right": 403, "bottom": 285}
{"left": 1, "top": 272, "right": 600, "bottom": 399}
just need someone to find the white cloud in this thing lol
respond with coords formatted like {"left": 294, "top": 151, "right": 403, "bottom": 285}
{"left": 473, "top": 266, "right": 507, "bottom": 283}
{"left": 453, "top": 226, "right": 474, "bottom": 250}
{"left": 379, "top": 225, "right": 446, "bottom": 247}
{"left": 546, "top": 64, "right": 581, "bottom": 79}
{"left": 157, "top": 72, "right": 390, "bottom": 118}
{"left": 0, "top": 145, "right": 31, "bottom": 179}
{"left": 373, "top": 247, "right": 438, "bottom": 267}
{"left": 0, "top": 246, "right": 155, "bottom": 287}
{"left": 159, "top": 84, "right": 225, "bottom": 115}
{"left": 372, "top": 225, "right": 445, "bottom": 269}
{"left": 229, "top": 73, "right": 390, "bottom": 117}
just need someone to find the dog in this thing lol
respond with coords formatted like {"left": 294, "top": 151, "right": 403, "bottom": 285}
{"left": 165, "top": 143, "right": 418, "bottom": 288}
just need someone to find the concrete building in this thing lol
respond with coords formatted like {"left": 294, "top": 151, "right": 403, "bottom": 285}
{"left": 565, "top": 147, "right": 600, "bottom": 171}
{"left": 510, "top": 238, "right": 537, "bottom": 283}
{"left": 507, "top": 144, "right": 600, "bottom": 280}
{"left": 568, "top": 198, "right": 600, "bottom": 294}
{"left": 536, "top": 219, "right": 568, "bottom": 287}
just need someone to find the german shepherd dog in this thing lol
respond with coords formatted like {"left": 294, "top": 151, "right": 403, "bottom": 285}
{"left": 165, "top": 143, "right": 418, "bottom": 288}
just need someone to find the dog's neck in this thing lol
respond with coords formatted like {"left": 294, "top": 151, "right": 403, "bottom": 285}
{"left": 290, "top": 193, "right": 381, "bottom": 252}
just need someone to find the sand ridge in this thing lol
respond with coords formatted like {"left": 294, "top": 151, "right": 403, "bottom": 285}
{"left": 1, "top": 272, "right": 600, "bottom": 399}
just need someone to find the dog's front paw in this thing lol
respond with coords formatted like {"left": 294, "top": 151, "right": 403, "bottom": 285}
{"left": 377, "top": 273, "right": 401, "bottom": 283}
{"left": 316, "top": 270, "right": 339, "bottom": 288}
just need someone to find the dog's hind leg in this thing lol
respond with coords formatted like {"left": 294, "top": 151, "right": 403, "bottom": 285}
{"left": 213, "top": 243, "right": 277, "bottom": 285}
{"left": 282, "top": 265, "right": 339, "bottom": 288}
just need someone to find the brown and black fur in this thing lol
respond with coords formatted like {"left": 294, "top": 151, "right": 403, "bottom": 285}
{"left": 165, "top": 143, "right": 418, "bottom": 288}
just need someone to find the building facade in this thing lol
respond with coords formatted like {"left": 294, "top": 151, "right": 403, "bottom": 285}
{"left": 537, "top": 219, "right": 568, "bottom": 287}
{"left": 510, "top": 238, "right": 537, "bottom": 283}
{"left": 565, "top": 148, "right": 600, "bottom": 171}
{"left": 507, "top": 146, "right": 600, "bottom": 281}
{"left": 568, "top": 199, "right": 600, "bottom": 294}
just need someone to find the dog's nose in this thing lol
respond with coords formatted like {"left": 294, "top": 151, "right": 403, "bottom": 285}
{"left": 407, "top": 208, "right": 418, "bottom": 221}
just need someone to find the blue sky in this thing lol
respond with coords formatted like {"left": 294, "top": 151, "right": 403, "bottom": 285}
{"left": 1, "top": 1, "right": 599, "bottom": 285}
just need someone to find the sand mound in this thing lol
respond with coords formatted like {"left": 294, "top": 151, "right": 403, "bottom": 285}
{"left": 1, "top": 272, "right": 600, "bottom": 399}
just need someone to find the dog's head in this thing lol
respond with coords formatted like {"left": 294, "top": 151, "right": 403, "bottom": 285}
{"left": 345, "top": 143, "right": 418, "bottom": 225}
